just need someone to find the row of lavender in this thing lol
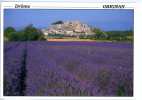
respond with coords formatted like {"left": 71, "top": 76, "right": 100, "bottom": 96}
{"left": 4, "top": 42, "right": 26, "bottom": 95}
{"left": 4, "top": 41, "right": 133, "bottom": 96}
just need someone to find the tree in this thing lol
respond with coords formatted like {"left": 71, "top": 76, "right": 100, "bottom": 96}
{"left": 4, "top": 27, "right": 16, "bottom": 38}
{"left": 4, "top": 25, "right": 46, "bottom": 41}
{"left": 52, "top": 20, "right": 64, "bottom": 25}
{"left": 93, "top": 28, "right": 107, "bottom": 39}
{"left": 106, "top": 30, "right": 133, "bottom": 41}
{"left": 24, "top": 24, "right": 42, "bottom": 41}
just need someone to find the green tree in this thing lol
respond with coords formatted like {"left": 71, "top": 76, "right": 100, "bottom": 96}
{"left": 4, "top": 25, "right": 46, "bottom": 41}
{"left": 4, "top": 27, "right": 16, "bottom": 38}
{"left": 93, "top": 28, "right": 107, "bottom": 39}
{"left": 52, "top": 20, "right": 64, "bottom": 25}
{"left": 106, "top": 30, "right": 133, "bottom": 41}
{"left": 24, "top": 24, "right": 42, "bottom": 41}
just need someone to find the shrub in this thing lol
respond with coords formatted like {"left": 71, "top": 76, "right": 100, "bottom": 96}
{"left": 117, "top": 85, "right": 125, "bottom": 96}
{"left": 96, "top": 68, "right": 112, "bottom": 89}
{"left": 4, "top": 24, "right": 46, "bottom": 41}
{"left": 4, "top": 27, "right": 16, "bottom": 37}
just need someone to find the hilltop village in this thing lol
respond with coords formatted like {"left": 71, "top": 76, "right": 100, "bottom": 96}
{"left": 42, "top": 21, "right": 95, "bottom": 38}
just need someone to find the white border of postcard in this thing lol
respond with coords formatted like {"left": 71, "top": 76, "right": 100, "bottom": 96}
{"left": 1, "top": 1, "right": 141, "bottom": 100}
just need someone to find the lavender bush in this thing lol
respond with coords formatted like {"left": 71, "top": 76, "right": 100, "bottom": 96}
{"left": 4, "top": 41, "right": 133, "bottom": 96}
{"left": 4, "top": 42, "right": 26, "bottom": 95}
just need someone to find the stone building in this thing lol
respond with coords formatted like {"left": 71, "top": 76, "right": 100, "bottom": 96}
{"left": 42, "top": 20, "right": 95, "bottom": 37}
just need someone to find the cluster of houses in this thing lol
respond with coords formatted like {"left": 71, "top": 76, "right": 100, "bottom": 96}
{"left": 42, "top": 21, "right": 95, "bottom": 37}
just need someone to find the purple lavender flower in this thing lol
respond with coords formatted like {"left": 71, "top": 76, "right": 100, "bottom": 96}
{"left": 4, "top": 41, "right": 133, "bottom": 96}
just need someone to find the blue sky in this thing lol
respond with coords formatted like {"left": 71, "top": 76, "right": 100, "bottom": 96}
{"left": 4, "top": 9, "right": 134, "bottom": 31}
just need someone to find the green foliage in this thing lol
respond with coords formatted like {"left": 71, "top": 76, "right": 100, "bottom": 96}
{"left": 48, "top": 34, "right": 64, "bottom": 39}
{"left": 89, "top": 28, "right": 108, "bottom": 40}
{"left": 93, "top": 28, "right": 104, "bottom": 38}
{"left": 23, "top": 24, "right": 43, "bottom": 41}
{"left": 117, "top": 85, "right": 125, "bottom": 96}
{"left": 106, "top": 30, "right": 133, "bottom": 41}
{"left": 7, "top": 31, "right": 26, "bottom": 41}
{"left": 4, "top": 27, "right": 16, "bottom": 39}
{"left": 4, "top": 24, "right": 46, "bottom": 41}
{"left": 90, "top": 28, "right": 133, "bottom": 42}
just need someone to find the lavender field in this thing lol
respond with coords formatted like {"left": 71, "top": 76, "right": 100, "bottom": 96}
{"left": 4, "top": 41, "right": 133, "bottom": 96}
